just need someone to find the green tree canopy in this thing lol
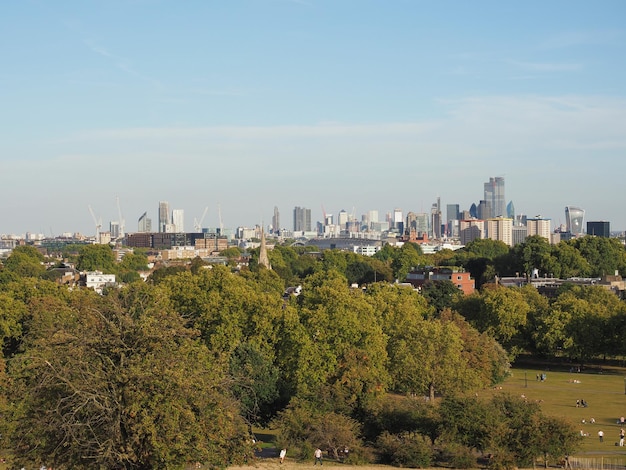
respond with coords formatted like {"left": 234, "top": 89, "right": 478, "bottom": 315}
{"left": 76, "top": 244, "right": 117, "bottom": 273}
{"left": 6, "top": 285, "right": 250, "bottom": 470}
{"left": 3, "top": 245, "right": 46, "bottom": 278}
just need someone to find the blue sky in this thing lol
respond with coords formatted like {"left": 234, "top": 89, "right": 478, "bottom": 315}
{"left": 1, "top": 0, "right": 625, "bottom": 236}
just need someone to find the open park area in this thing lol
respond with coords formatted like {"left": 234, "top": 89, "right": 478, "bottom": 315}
{"left": 233, "top": 362, "right": 626, "bottom": 470}
{"left": 487, "top": 362, "right": 626, "bottom": 457}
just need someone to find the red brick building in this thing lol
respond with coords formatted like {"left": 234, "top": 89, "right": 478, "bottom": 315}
{"left": 405, "top": 267, "right": 475, "bottom": 295}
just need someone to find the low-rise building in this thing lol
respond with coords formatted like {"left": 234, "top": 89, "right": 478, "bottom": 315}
{"left": 82, "top": 271, "right": 116, "bottom": 294}
{"left": 405, "top": 267, "right": 475, "bottom": 295}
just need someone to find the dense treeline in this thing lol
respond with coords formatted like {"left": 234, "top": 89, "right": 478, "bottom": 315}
{"left": 0, "top": 235, "right": 623, "bottom": 469}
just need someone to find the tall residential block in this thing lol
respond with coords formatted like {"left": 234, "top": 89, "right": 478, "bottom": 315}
{"left": 138, "top": 211, "right": 152, "bottom": 233}
{"left": 460, "top": 219, "right": 485, "bottom": 245}
{"left": 526, "top": 217, "right": 551, "bottom": 241}
{"left": 486, "top": 217, "right": 513, "bottom": 247}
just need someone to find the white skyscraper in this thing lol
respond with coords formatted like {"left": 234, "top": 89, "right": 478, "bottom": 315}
{"left": 172, "top": 209, "right": 184, "bottom": 233}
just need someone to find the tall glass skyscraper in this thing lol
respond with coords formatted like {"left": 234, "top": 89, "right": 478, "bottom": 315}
{"left": 565, "top": 206, "right": 585, "bottom": 236}
{"left": 506, "top": 201, "right": 515, "bottom": 221}
{"left": 484, "top": 177, "right": 505, "bottom": 218}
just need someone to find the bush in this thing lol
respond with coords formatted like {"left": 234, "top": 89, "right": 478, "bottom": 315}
{"left": 488, "top": 449, "right": 518, "bottom": 470}
{"left": 376, "top": 431, "right": 433, "bottom": 468}
{"left": 438, "top": 442, "right": 476, "bottom": 469}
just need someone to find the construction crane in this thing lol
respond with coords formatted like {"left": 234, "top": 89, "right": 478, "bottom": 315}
{"left": 194, "top": 206, "right": 209, "bottom": 233}
{"left": 116, "top": 196, "right": 125, "bottom": 239}
{"left": 88, "top": 205, "right": 102, "bottom": 242}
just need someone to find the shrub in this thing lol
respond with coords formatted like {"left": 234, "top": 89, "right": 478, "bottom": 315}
{"left": 438, "top": 442, "right": 476, "bottom": 469}
{"left": 376, "top": 431, "right": 433, "bottom": 468}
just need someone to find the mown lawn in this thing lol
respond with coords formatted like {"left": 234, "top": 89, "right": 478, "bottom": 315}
{"left": 482, "top": 362, "right": 626, "bottom": 457}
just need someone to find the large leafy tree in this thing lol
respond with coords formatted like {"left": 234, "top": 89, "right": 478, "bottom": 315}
{"left": 569, "top": 236, "right": 626, "bottom": 278}
{"left": 76, "top": 244, "right": 117, "bottom": 273}
{"left": 555, "top": 286, "right": 623, "bottom": 363}
{"left": 457, "top": 285, "right": 529, "bottom": 358}
{"left": 553, "top": 242, "right": 591, "bottom": 278}
{"left": 3, "top": 245, "right": 46, "bottom": 278}
{"left": 6, "top": 285, "right": 249, "bottom": 470}
{"left": 421, "top": 279, "right": 463, "bottom": 314}
{"left": 452, "top": 239, "right": 511, "bottom": 287}
{"left": 387, "top": 315, "right": 474, "bottom": 401}
{"left": 511, "top": 235, "right": 560, "bottom": 278}
{"left": 292, "top": 270, "right": 389, "bottom": 414}
{"left": 391, "top": 242, "right": 424, "bottom": 281}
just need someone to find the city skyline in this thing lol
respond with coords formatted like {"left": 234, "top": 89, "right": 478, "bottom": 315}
{"left": 1, "top": 1, "right": 626, "bottom": 235}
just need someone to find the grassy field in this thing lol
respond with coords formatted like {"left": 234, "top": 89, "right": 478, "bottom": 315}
{"left": 482, "top": 363, "right": 626, "bottom": 457}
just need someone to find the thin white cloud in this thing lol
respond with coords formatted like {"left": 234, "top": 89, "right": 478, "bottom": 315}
{"left": 188, "top": 88, "right": 247, "bottom": 97}
{"left": 83, "top": 39, "right": 163, "bottom": 89}
{"left": 540, "top": 30, "right": 623, "bottom": 49}
{"left": 4, "top": 94, "right": 626, "bottom": 233}
{"left": 507, "top": 59, "right": 583, "bottom": 72}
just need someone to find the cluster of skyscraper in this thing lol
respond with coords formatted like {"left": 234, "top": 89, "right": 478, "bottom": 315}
{"left": 127, "top": 177, "right": 610, "bottom": 247}
{"left": 136, "top": 201, "right": 184, "bottom": 234}
{"left": 280, "top": 177, "right": 609, "bottom": 247}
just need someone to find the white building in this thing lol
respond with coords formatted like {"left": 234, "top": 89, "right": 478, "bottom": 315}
{"left": 172, "top": 209, "right": 185, "bottom": 233}
{"left": 84, "top": 271, "right": 116, "bottom": 294}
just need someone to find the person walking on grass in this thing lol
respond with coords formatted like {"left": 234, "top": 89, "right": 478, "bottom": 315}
{"left": 314, "top": 448, "right": 323, "bottom": 465}
{"left": 598, "top": 430, "right": 604, "bottom": 442}
{"left": 620, "top": 429, "right": 625, "bottom": 447}
{"left": 279, "top": 448, "right": 287, "bottom": 464}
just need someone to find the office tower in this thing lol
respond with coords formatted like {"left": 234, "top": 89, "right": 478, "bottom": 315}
{"left": 484, "top": 176, "right": 505, "bottom": 218}
{"left": 446, "top": 204, "right": 460, "bottom": 237}
{"left": 138, "top": 211, "right": 152, "bottom": 232}
{"left": 526, "top": 217, "right": 551, "bottom": 241}
{"left": 406, "top": 212, "right": 418, "bottom": 232}
{"left": 469, "top": 203, "right": 478, "bottom": 219}
{"left": 430, "top": 197, "right": 442, "bottom": 239}
{"left": 415, "top": 213, "right": 430, "bottom": 235}
{"left": 587, "top": 221, "right": 610, "bottom": 237}
{"left": 338, "top": 209, "right": 348, "bottom": 229}
{"left": 460, "top": 219, "right": 485, "bottom": 245}
{"left": 393, "top": 208, "right": 403, "bottom": 232}
{"left": 172, "top": 209, "right": 184, "bottom": 233}
{"left": 272, "top": 206, "right": 280, "bottom": 233}
{"left": 368, "top": 210, "right": 379, "bottom": 223}
{"left": 565, "top": 206, "right": 585, "bottom": 237}
{"left": 477, "top": 200, "right": 491, "bottom": 220}
{"left": 486, "top": 217, "right": 513, "bottom": 246}
{"left": 293, "top": 206, "right": 312, "bottom": 232}
{"left": 158, "top": 201, "right": 170, "bottom": 233}
{"left": 110, "top": 221, "right": 120, "bottom": 239}
{"left": 507, "top": 201, "right": 515, "bottom": 222}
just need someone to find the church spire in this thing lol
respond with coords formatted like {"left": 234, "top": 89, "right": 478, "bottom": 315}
{"left": 258, "top": 227, "right": 271, "bottom": 270}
